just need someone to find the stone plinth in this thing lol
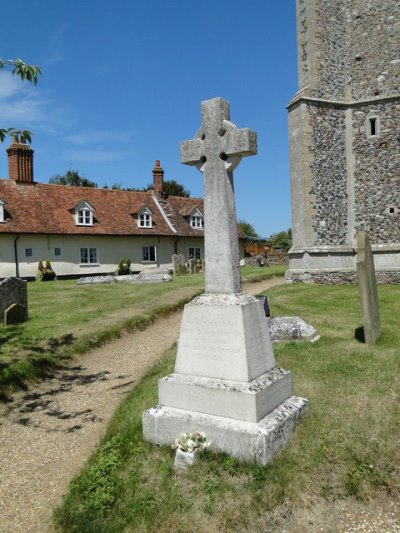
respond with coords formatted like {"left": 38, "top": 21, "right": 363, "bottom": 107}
{"left": 143, "top": 397, "right": 308, "bottom": 466}
{"left": 175, "top": 294, "right": 275, "bottom": 382}
{"left": 143, "top": 293, "right": 308, "bottom": 463}
{"left": 158, "top": 367, "right": 293, "bottom": 423}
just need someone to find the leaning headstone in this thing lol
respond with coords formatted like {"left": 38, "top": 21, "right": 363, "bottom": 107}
{"left": 0, "top": 277, "right": 28, "bottom": 322}
{"left": 357, "top": 231, "right": 381, "bottom": 343}
{"left": 4, "top": 303, "right": 27, "bottom": 325}
{"left": 143, "top": 98, "right": 307, "bottom": 465}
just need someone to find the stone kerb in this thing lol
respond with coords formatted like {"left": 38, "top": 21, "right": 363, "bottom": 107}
{"left": 0, "top": 277, "right": 28, "bottom": 321}
{"left": 357, "top": 231, "right": 381, "bottom": 343}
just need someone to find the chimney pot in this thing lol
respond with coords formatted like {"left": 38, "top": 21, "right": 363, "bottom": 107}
{"left": 7, "top": 140, "right": 34, "bottom": 184}
{"left": 153, "top": 159, "right": 164, "bottom": 196}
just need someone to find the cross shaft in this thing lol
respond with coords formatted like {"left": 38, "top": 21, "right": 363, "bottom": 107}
{"left": 180, "top": 97, "right": 257, "bottom": 294}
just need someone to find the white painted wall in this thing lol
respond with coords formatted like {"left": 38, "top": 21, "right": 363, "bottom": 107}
{"left": 0, "top": 233, "right": 245, "bottom": 279}
{"left": 0, "top": 234, "right": 205, "bottom": 278}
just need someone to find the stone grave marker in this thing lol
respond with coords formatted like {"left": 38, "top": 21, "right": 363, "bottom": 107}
{"left": 172, "top": 253, "right": 187, "bottom": 275}
{"left": 143, "top": 98, "right": 307, "bottom": 464}
{"left": 357, "top": 231, "right": 381, "bottom": 343}
{"left": 0, "top": 277, "right": 28, "bottom": 322}
{"left": 188, "top": 259, "right": 195, "bottom": 274}
{"left": 172, "top": 254, "right": 179, "bottom": 274}
{"left": 4, "top": 303, "right": 27, "bottom": 325}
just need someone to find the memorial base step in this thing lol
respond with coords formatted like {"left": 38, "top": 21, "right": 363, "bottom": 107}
{"left": 158, "top": 367, "right": 293, "bottom": 423}
{"left": 143, "top": 396, "right": 308, "bottom": 465}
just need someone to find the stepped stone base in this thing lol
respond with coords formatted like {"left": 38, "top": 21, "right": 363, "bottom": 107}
{"left": 143, "top": 396, "right": 308, "bottom": 465}
{"left": 158, "top": 367, "right": 292, "bottom": 423}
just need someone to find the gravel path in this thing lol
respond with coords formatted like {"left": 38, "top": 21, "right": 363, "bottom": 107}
{"left": 0, "top": 278, "right": 283, "bottom": 533}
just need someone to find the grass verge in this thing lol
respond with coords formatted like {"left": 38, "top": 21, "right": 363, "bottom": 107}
{"left": 0, "top": 266, "right": 285, "bottom": 397}
{"left": 54, "top": 283, "right": 400, "bottom": 532}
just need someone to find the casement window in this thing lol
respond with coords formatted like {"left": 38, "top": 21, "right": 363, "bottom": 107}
{"left": 25, "top": 248, "right": 33, "bottom": 257}
{"left": 188, "top": 247, "right": 201, "bottom": 260}
{"left": 54, "top": 248, "right": 61, "bottom": 256}
{"left": 142, "top": 245, "right": 156, "bottom": 262}
{"left": 190, "top": 215, "right": 203, "bottom": 228}
{"left": 0, "top": 200, "right": 4, "bottom": 222}
{"left": 75, "top": 200, "right": 94, "bottom": 226}
{"left": 189, "top": 208, "right": 203, "bottom": 229}
{"left": 80, "top": 247, "right": 98, "bottom": 264}
{"left": 138, "top": 207, "right": 153, "bottom": 228}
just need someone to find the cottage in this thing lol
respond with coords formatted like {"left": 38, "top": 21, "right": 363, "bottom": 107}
{"left": 0, "top": 139, "right": 218, "bottom": 279}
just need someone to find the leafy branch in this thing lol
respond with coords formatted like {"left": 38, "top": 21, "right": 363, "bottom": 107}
{"left": 0, "top": 57, "right": 42, "bottom": 143}
{"left": 0, "top": 128, "right": 32, "bottom": 143}
{"left": 0, "top": 57, "right": 42, "bottom": 85}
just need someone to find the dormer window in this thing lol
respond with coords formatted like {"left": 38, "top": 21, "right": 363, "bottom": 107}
{"left": 190, "top": 208, "right": 203, "bottom": 229}
{"left": 138, "top": 207, "right": 153, "bottom": 228}
{"left": 75, "top": 200, "right": 94, "bottom": 226}
{"left": 0, "top": 199, "right": 4, "bottom": 222}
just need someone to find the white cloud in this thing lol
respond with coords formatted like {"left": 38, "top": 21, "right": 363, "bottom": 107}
{"left": 0, "top": 72, "right": 25, "bottom": 99}
{"left": 0, "top": 71, "right": 72, "bottom": 135}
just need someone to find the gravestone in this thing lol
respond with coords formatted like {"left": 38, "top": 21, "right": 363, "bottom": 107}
{"left": 0, "top": 277, "right": 28, "bottom": 322}
{"left": 172, "top": 254, "right": 179, "bottom": 274}
{"left": 188, "top": 259, "right": 195, "bottom": 274}
{"left": 143, "top": 98, "right": 307, "bottom": 464}
{"left": 172, "top": 254, "right": 187, "bottom": 276}
{"left": 357, "top": 231, "right": 381, "bottom": 343}
{"left": 4, "top": 303, "right": 27, "bottom": 325}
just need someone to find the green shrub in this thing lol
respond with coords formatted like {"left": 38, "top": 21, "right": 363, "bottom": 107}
{"left": 36, "top": 258, "right": 56, "bottom": 281}
{"left": 116, "top": 258, "right": 131, "bottom": 276}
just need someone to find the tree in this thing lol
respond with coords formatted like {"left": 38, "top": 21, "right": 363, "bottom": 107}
{"left": 49, "top": 170, "right": 98, "bottom": 188}
{"left": 162, "top": 179, "right": 190, "bottom": 197}
{"left": 238, "top": 219, "right": 259, "bottom": 238}
{"left": 0, "top": 57, "right": 42, "bottom": 142}
{"left": 266, "top": 228, "right": 292, "bottom": 251}
{"left": 102, "top": 179, "right": 191, "bottom": 197}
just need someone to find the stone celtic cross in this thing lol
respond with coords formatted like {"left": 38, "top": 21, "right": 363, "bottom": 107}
{"left": 180, "top": 97, "right": 257, "bottom": 294}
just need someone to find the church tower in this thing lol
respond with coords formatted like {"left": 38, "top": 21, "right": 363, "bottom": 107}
{"left": 287, "top": 0, "right": 400, "bottom": 283}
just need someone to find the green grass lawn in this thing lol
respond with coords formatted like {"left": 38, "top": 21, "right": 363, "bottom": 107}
{"left": 54, "top": 283, "right": 400, "bottom": 532}
{"left": 0, "top": 265, "right": 285, "bottom": 396}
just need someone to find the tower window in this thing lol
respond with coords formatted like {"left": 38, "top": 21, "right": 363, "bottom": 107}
{"left": 367, "top": 116, "right": 379, "bottom": 138}
{"left": 369, "top": 118, "right": 377, "bottom": 136}
{"left": 389, "top": 207, "right": 395, "bottom": 214}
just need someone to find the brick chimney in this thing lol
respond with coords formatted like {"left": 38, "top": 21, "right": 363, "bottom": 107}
{"left": 7, "top": 137, "right": 34, "bottom": 184}
{"left": 153, "top": 160, "right": 164, "bottom": 196}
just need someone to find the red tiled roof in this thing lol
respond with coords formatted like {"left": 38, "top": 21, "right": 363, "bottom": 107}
{"left": 0, "top": 179, "right": 205, "bottom": 237}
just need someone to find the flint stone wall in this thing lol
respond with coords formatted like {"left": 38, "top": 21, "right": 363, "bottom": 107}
{"left": 289, "top": 0, "right": 400, "bottom": 282}
{"left": 289, "top": 270, "right": 400, "bottom": 285}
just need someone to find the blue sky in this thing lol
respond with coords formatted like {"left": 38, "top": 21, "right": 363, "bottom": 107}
{"left": 0, "top": 1, "right": 297, "bottom": 238}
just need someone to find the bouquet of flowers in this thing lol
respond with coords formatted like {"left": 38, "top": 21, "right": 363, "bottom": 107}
{"left": 172, "top": 432, "right": 210, "bottom": 453}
